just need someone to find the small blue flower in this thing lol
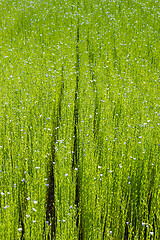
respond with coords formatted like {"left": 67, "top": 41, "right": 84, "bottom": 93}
{"left": 3, "top": 205, "right": 9, "bottom": 209}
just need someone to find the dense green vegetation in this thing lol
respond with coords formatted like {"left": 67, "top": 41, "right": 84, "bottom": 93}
{"left": 0, "top": 0, "right": 159, "bottom": 239}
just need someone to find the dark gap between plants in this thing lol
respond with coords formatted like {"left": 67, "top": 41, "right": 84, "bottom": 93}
{"left": 45, "top": 66, "right": 64, "bottom": 240}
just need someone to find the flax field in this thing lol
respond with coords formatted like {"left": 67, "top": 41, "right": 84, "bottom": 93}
{"left": 0, "top": 0, "right": 160, "bottom": 239}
